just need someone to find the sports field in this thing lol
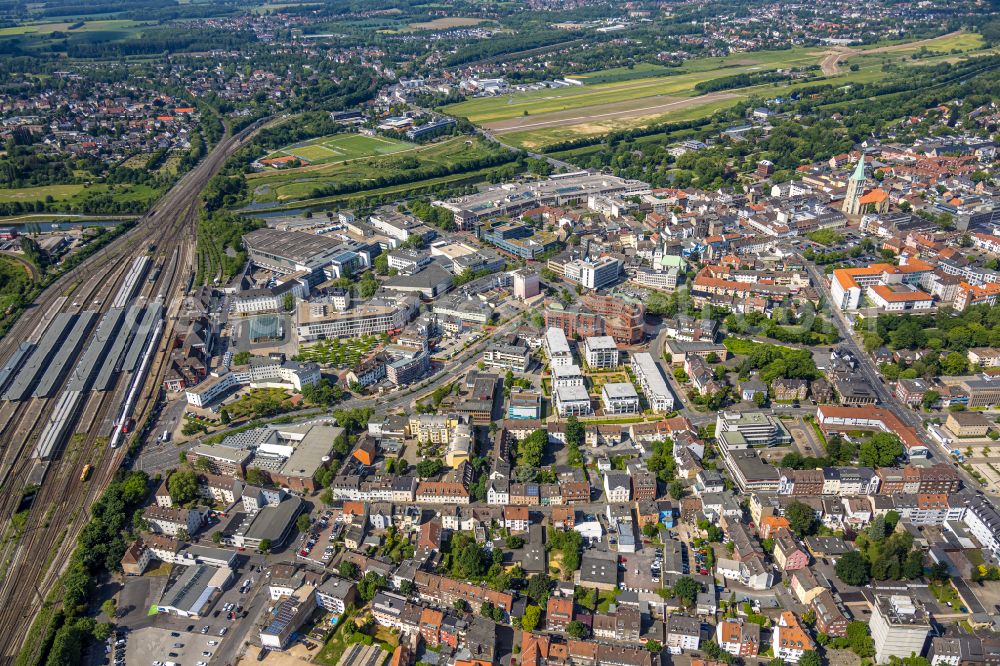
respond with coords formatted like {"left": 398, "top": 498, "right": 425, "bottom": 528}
{"left": 250, "top": 136, "right": 510, "bottom": 204}
{"left": 266, "top": 133, "right": 415, "bottom": 166}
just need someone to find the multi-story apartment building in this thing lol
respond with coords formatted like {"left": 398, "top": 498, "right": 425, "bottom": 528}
{"left": 811, "top": 590, "right": 849, "bottom": 638}
{"left": 601, "top": 383, "right": 640, "bottom": 414}
{"left": 544, "top": 327, "right": 574, "bottom": 367}
{"left": 483, "top": 343, "right": 530, "bottom": 372}
{"left": 666, "top": 615, "right": 701, "bottom": 654}
{"left": 772, "top": 612, "right": 813, "bottom": 664}
{"left": 870, "top": 595, "right": 931, "bottom": 665}
{"left": 631, "top": 352, "right": 675, "bottom": 412}
{"left": 408, "top": 414, "right": 465, "bottom": 444}
{"left": 716, "top": 619, "right": 760, "bottom": 657}
{"left": 584, "top": 336, "right": 620, "bottom": 369}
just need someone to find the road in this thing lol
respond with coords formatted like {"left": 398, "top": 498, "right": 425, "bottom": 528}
{"left": 805, "top": 264, "right": 921, "bottom": 428}
{"left": 479, "top": 128, "right": 577, "bottom": 172}
{"left": 805, "top": 263, "right": 987, "bottom": 492}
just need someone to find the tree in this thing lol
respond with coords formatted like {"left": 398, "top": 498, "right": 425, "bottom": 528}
{"left": 338, "top": 560, "right": 359, "bottom": 580}
{"left": 526, "top": 574, "right": 551, "bottom": 606}
{"left": 835, "top": 551, "right": 871, "bottom": 586}
{"left": 928, "top": 561, "right": 950, "bottom": 582}
{"left": 563, "top": 619, "right": 586, "bottom": 638}
{"left": 859, "top": 432, "right": 904, "bottom": 467}
{"left": 921, "top": 391, "right": 939, "bottom": 410}
{"left": 454, "top": 599, "right": 468, "bottom": 612}
{"left": 220, "top": 409, "right": 231, "bottom": 425}
{"left": 669, "top": 480, "right": 684, "bottom": 500}
{"left": 518, "top": 429, "right": 547, "bottom": 468}
{"left": 182, "top": 421, "right": 206, "bottom": 437}
{"left": 358, "top": 572, "right": 387, "bottom": 601}
{"left": 416, "top": 458, "right": 443, "bottom": 478}
{"left": 297, "top": 513, "right": 312, "bottom": 533}
{"left": 93, "top": 622, "right": 114, "bottom": 642}
{"left": 645, "top": 640, "right": 662, "bottom": 654}
{"left": 167, "top": 470, "right": 199, "bottom": 506}
{"left": 522, "top": 605, "right": 541, "bottom": 632}
{"left": 505, "top": 535, "right": 525, "bottom": 549}
{"left": 101, "top": 598, "right": 117, "bottom": 619}
{"left": 785, "top": 501, "right": 818, "bottom": 537}
{"left": 846, "top": 621, "right": 875, "bottom": 657}
{"left": 258, "top": 538, "right": 272, "bottom": 553}
{"left": 902, "top": 550, "right": 924, "bottom": 579}
{"left": 565, "top": 416, "right": 584, "bottom": 466}
{"left": 246, "top": 468, "right": 266, "bottom": 486}
{"left": 673, "top": 576, "right": 699, "bottom": 607}
{"left": 799, "top": 651, "right": 821, "bottom": 666}
{"left": 212, "top": 531, "right": 222, "bottom": 544}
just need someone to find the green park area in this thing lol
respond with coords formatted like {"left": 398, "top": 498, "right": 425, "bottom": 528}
{"left": 296, "top": 336, "right": 382, "bottom": 368}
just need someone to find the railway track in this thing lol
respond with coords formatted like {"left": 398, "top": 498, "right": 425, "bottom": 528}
{"left": 0, "top": 118, "right": 274, "bottom": 661}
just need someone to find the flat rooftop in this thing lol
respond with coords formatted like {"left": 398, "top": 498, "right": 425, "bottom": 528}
{"left": 244, "top": 228, "right": 343, "bottom": 262}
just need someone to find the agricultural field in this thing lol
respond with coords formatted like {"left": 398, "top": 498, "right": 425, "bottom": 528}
{"left": 444, "top": 31, "right": 989, "bottom": 150}
{"left": 248, "top": 136, "right": 509, "bottom": 205}
{"left": 264, "top": 133, "right": 415, "bottom": 167}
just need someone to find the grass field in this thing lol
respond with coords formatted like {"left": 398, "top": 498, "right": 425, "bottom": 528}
{"left": 498, "top": 95, "right": 740, "bottom": 150}
{"left": 249, "top": 136, "right": 507, "bottom": 204}
{"left": 265, "top": 133, "right": 415, "bottom": 166}
{"left": 0, "top": 184, "right": 85, "bottom": 203}
{"left": 443, "top": 31, "right": 989, "bottom": 150}
{"left": 572, "top": 63, "right": 680, "bottom": 85}
{"left": 0, "top": 182, "right": 158, "bottom": 210}
{"left": 244, "top": 161, "right": 519, "bottom": 213}
{"left": 442, "top": 46, "right": 826, "bottom": 125}
{"left": 404, "top": 16, "right": 486, "bottom": 31}
{"left": 0, "top": 19, "right": 141, "bottom": 36}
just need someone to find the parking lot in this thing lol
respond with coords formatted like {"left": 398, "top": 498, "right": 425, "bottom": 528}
{"left": 123, "top": 626, "right": 222, "bottom": 666}
{"left": 620, "top": 549, "right": 661, "bottom": 594}
{"left": 115, "top": 557, "right": 266, "bottom": 665}
{"left": 295, "top": 509, "right": 340, "bottom": 567}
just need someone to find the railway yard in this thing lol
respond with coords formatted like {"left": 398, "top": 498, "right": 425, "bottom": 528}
{"left": 0, "top": 119, "right": 271, "bottom": 662}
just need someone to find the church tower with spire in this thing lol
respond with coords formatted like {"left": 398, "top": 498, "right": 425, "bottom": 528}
{"left": 841, "top": 155, "right": 867, "bottom": 216}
